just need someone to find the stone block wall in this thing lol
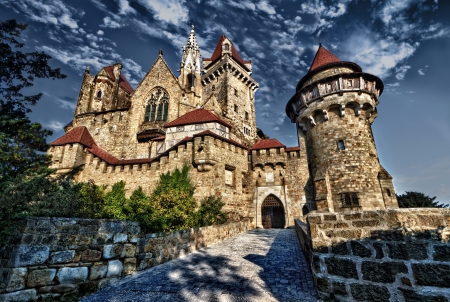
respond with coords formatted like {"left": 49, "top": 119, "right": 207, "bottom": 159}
{"left": 0, "top": 217, "right": 250, "bottom": 301}
{"left": 295, "top": 208, "right": 450, "bottom": 301}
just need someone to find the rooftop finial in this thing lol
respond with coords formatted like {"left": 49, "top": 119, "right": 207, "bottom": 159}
{"left": 319, "top": 35, "right": 322, "bottom": 47}
{"left": 191, "top": 24, "right": 195, "bottom": 30}
{"left": 159, "top": 49, "right": 163, "bottom": 56}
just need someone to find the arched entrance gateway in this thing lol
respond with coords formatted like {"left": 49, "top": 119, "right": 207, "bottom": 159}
{"left": 261, "top": 194, "right": 286, "bottom": 229}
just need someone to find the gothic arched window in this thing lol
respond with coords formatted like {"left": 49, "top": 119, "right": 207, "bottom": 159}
{"left": 144, "top": 87, "right": 169, "bottom": 122}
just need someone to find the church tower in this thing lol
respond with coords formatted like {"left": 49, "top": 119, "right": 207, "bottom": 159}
{"left": 286, "top": 44, "right": 398, "bottom": 212}
{"left": 179, "top": 25, "right": 202, "bottom": 104}
{"left": 201, "top": 35, "right": 259, "bottom": 146}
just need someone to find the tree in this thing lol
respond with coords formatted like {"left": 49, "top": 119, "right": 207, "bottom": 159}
{"left": 150, "top": 164, "right": 197, "bottom": 232}
{"left": 396, "top": 191, "right": 449, "bottom": 208}
{"left": 0, "top": 19, "right": 66, "bottom": 181}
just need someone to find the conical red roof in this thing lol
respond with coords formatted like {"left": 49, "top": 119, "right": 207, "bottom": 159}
{"left": 309, "top": 44, "right": 341, "bottom": 72}
{"left": 203, "top": 34, "right": 251, "bottom": 71}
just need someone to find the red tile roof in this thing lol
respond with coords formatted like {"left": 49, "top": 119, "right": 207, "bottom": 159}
{"left": 104, "top": 65, "right": 134, "bottom": 93}
{"left": 194, "top": 130, "right": 248, "bottom": 150}
{"left": 164, "top": 108, "right": 232, "bottom": 128}
{"left": 309, "top": 45, "right": 341, "bottom": 72}
{"left": 251, "top": 139, "right": 285, "bottom": 150}
{"left": 285, "top": 146, "right": 300, "bottom": 152}
{"left": 50, "top": 126, "right": 96, "bottom": 148}
{"left": 203, "top": 35, "right": 251, "bottom": 71}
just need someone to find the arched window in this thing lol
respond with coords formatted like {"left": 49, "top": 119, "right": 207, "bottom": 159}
{"left": 97, "top": 91, "right": 102, "bottom": 98}
{"left": 224, "top": 43, "right": 229, "bottom": 51}
{"left": 144, "top": 87, "right": 169, "bottom": 122}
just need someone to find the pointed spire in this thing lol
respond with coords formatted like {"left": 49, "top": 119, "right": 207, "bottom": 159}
{"left": 181, "top": 24, "right": 201, "bottom": 73}
{"left": 309, "top": 44, "right": 341, "bottom": 72}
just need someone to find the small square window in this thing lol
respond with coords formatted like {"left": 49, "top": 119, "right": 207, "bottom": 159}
{"left": 177, "top": 126, "right": 184, "bottom": 132}
{"left": 338, "top": 140, "right": 345, "bottom": 150}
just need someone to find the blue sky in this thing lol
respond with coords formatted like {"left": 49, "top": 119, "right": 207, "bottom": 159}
{"left": 1, "top": 0, "right": 450, "bottom": 205}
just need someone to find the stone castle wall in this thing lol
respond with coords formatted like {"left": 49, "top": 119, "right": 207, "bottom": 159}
{"left": 0, "top": 217, "right": 251, "bottom": 301}
{"left": 295, "top": 208, "right": 450, "bottom": 301}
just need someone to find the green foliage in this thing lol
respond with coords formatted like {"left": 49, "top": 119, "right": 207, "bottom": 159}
{"left": 150, "top": 164, "right": 198, "bottom": 232}
{"left": 78, "top": 180, "right": 107, "bottom": 219}
{"left": 397, "top": 191, "right": 449, "bottom": 208}
{"left": 103, "top": 181, "right": 128, "bottom": 220}
{"left": 125, "top": 187, "right": 155, "bottom": 232}
{"left": 0, "top": 19, "right": 66, "bottom": 181}
{"left": 196, "top": 196, "right": 228, "bottom": 227}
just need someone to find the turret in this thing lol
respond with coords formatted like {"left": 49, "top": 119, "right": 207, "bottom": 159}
{"left": 286, "top": 44, "right": 398, "bottom": 212}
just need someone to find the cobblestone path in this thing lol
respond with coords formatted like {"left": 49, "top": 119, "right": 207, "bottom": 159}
{"left": 81, "top": 229, "right": 319, "bottom": 302}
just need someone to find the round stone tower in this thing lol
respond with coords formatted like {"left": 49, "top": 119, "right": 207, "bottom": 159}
{"left": 286, "top": 44, "right": 398, "bottom": 212}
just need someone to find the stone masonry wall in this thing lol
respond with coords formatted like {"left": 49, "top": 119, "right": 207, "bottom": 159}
{"left": 0, "top": 217, "right": 250, "bottom": 301}
{"left": 295, "top": 208, "right": 450, "bottom": 301}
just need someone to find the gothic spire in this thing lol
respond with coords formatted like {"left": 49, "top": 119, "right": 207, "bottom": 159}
{"left": 181, "top": 24, "right": 201, "bottom": 73}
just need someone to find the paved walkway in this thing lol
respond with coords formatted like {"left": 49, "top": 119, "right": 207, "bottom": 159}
{"left": 81, "top": 229, "right": 319, "bottom": 302}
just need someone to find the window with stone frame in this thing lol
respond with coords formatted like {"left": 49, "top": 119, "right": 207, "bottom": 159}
{"left": 225, "top": 165, "right": 235, "bottom": 186}
{"left": 234, "top": 104, "right": 238, "bottom": 112}
{"left": 97, "top": 91, "right": 102, "bottom": 98}
{"left": 145, "top": 87, "right": 169, "bottom": 122}
{"left": 341, "top": 192, "right": 359, "bottom": 207}
{"left": 338, "top": 140, "right": 345, "bottom": 150}
{"left": 245, "top": 111, "right": 249, "bottom": 120}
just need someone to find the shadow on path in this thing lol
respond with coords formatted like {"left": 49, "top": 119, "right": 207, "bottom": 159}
{"left": 81, "top": 229, "right": 318, "bottom": 302}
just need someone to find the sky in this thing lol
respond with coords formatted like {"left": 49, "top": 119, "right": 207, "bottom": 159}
{"left": 1, "top": 0, "right": 450, "bottom": 205}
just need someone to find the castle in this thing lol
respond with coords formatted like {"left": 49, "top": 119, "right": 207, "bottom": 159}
{"left": 48, "top": 25, "right": 398, "bottom": 228}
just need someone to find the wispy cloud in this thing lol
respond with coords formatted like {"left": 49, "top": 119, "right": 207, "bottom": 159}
{"left": 55, "top": 99, "right": 76, "bottom": 110}
{"left": 45, "top": 120, "right": 65, "bottom": 132}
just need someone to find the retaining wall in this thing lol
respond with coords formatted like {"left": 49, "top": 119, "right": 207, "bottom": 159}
{"left": 0, "top": 217, "right": 250, "bottom": 301}
{"left": 295, "top": 208, "right": 450, "bottom": 301}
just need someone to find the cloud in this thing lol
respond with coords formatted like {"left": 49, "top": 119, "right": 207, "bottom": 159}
{"left": 395, "top": 65, "right": 411, "bottom": 80}
{"left": 228, "top": 0, "right": 256, "bottom": 11}
{"left": 101, "top": 16, "right": 123, "bottom": 28}
{"left": 2, "top": 0, "right": 81, "bottom": 29}
{"left": 45, "top": 120, "right": 65, "bottom": 132}
{"left": 97, "top": 30, "right": 104, "bottom": 35}
{"left": 137, "top": 0, "right": 188, "bottom": 26}
{"left": 257, "top": 0, "right": 276, "bottom": 15}
{"left": 387, "top": 83, "right": 400, "bottom": 87}
{"left": 55, "top": 99, "right": 76, "bottom": 110}
{"left": 418, "top": 69, "right": 425, "bottom": 75}
{"left": 274, "top": 127, "right": 280, "bottom": 131}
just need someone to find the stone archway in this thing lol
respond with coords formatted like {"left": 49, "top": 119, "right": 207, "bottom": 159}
{"left": 261, "top": 194, "right": 285, "bottom": 229}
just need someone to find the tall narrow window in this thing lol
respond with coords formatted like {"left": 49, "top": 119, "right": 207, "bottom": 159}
{"left": 338, "top": 140, "right": 345, "bottom": 150}
{"left": 234, "top": 105, "right": 238, "bottom": 112}
{"left": 224, "top": 43, "right": 229, "bottom": 51}
{"left": 245, "top": 112, "right": 249, "bottom": 120}
{"left": 97, "top": 91, "right": 102, "bottom": 98}
{"left": 386, "top": 188, "right": 391, "bottom": 197}
{"left": 144, "top": 87, "right": 170, "bottom": 122}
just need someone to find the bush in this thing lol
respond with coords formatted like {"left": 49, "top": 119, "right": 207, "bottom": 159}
{"left": 0, "top": 164, "right": 229, "bottom": 246}
{"left": 196, "top": 196, "right": 228, "bottom": 227}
